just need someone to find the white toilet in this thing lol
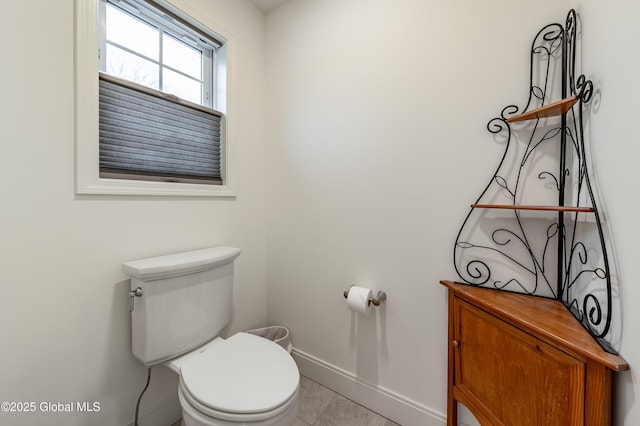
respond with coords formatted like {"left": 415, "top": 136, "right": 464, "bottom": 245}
{"left": 123, "top": 246, "right": 300, "bottom": 426}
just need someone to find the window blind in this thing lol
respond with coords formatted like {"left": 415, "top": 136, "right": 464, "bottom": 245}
{"left": 98, "top": 73, "right": 222, "bottom": 184}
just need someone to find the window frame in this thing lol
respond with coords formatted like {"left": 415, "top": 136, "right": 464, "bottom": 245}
{"left": 75, "top": 0, "right": 235, "bottom": 197}
{"left": 99, "top": 0, "right": 216, "bottom": 108}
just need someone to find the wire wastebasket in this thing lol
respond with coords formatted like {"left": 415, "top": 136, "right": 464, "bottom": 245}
{"left": 245, "top": 326, "right": 292, "bottom": 353}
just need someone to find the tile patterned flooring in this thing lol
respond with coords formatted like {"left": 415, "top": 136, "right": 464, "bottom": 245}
{"left": 294, "top": 376, "right": 399, "bottom": 426}
{"left": 173, "top": 375, "right": 400, "bottom": 426}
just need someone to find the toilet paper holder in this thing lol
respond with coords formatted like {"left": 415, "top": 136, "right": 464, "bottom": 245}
{"left": 343, "top": 286, "right": 387, "bottom": 307}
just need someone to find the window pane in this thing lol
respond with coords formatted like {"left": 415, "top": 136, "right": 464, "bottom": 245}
{"left": 106, "top": 3, "right": 159, "bottom": 61}
{"left": 163, "top": 34, "right": 202, "bottom": 80}
{"left": 106, "top": 44, "right": 159, "bottom": 90}
{"left": 163, "top": 68, "right": 202, "bottom": 104}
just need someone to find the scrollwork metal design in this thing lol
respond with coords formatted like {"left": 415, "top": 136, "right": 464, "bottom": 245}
{"left": 453, "top": 9, "right": 617, "bottom": 353}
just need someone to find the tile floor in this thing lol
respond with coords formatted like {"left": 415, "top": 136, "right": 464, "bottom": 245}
{"left": 294, "top": 376, "right": 400, "bottom": 426}
{"left": 172, "top": 375, "right": 400, "bottom": 426}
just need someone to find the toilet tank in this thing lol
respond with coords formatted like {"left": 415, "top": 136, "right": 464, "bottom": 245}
{"left": 123, "top": 246, "right": 241, "bottom": 366}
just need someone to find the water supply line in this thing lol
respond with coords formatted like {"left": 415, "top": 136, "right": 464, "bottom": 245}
{"left": 134, "top": 367, "right": 152, "bottom": 426}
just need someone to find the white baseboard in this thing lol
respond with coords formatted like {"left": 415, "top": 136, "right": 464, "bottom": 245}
{"left": 291, "top": 348, "right": 447, "bottom": 426}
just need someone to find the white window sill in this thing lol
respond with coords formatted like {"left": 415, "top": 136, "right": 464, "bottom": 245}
{"left": 76, "top": 177, "right": 236, "bottom": 197}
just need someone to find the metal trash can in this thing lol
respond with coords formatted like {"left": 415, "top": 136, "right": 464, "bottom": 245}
{"left": 245, "top": 325, "right": 292, "bottom": 353}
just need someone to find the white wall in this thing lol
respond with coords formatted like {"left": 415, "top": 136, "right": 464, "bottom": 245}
{"left": 0, "top": 1, "right": 267, "bottom": 425}
{"left": 264, "top": 1, "right": 571, "bottom": 424}
{"left": 571, "top": 0, "right": 640, "bottom": 424}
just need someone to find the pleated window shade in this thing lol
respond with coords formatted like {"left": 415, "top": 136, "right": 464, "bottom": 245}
{"left": 98, "top": 73, "right": 223, "bottom": 184}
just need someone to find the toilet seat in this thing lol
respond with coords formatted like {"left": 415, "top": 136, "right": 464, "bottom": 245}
{"left": 179, "top": 332, "right": 299, "bottom": 422}
{"left": 179, "top": 380, "right": 299, "bottom": 424}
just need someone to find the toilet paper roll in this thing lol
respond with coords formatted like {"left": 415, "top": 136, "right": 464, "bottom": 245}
{"left": 346, "top": 286, "right": 373, "bottom": 315}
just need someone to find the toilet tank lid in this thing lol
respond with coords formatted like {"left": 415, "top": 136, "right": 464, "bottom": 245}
{"left": 123, "top": 246, "right": 241, "bottom": 281}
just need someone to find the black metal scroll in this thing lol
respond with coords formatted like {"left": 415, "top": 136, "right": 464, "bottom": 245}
{"left": 453, "top": 10, "right": 618, "bottom": 353}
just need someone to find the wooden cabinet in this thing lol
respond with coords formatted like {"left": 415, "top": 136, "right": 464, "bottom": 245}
{"left": 441, "top": 280, "right": 628, "bottom": 426}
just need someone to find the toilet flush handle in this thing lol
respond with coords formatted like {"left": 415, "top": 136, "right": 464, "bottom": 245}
{"left": 128, "top": 287, "right": 144, "bottom": 312}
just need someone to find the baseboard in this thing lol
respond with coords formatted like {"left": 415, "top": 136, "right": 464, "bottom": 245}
{"left": 126, "top": 391, "right": 181, "bottom": 426}
{"left": 291, "top": 348, "right": 446, "bottom": 426}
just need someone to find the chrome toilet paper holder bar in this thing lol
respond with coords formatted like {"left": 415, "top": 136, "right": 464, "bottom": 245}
{"left": 343, "top": 286, "right": 387, "bottom": 307}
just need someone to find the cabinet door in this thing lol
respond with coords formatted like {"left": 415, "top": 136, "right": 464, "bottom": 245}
{"left": 454, "top": 299, "right": 585, "bottom": 425}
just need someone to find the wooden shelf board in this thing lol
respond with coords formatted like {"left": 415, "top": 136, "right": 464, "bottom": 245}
{"left": 440, "top": 280, "right": 629, "bottom": 371}
{"left": 471, "top": 204, "right": 594, "bottom": 213}
{"left": 507, "top": 96, "right": 578, "bottom": 123}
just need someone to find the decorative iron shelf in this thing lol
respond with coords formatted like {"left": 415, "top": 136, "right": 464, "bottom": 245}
{"left": 453, "top": 10, "right": 620, "bottom": 354}
{"left": 471, "top": 204, "right": 594, "bottom": 213}
{"left": 507, "top": 96, "right": 577, "bottom": 122}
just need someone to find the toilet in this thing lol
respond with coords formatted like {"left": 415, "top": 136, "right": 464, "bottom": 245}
{"left": 123, "top": 246, "right": 300, "bottom": 426}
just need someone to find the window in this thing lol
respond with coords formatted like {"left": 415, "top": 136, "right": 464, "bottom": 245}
{"left": 74, "top": 0, "right": 233, "bottom": 196}
{"left": 99, "top": 0, "right": 223, "bottom": 185}
{"left": 100, "top": 0, "right": 215, "bottom": 106}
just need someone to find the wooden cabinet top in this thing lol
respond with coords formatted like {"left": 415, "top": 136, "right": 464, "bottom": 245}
{"left": 440, "top": 280, "right": 628, "bottom": 371}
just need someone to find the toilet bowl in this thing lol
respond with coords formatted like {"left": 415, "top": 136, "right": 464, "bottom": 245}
{"left": 123, "top": 247, "right": 300, "bottom": 426}
{"left": 167, "top": 333, "right": 299, "bottom": 426}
